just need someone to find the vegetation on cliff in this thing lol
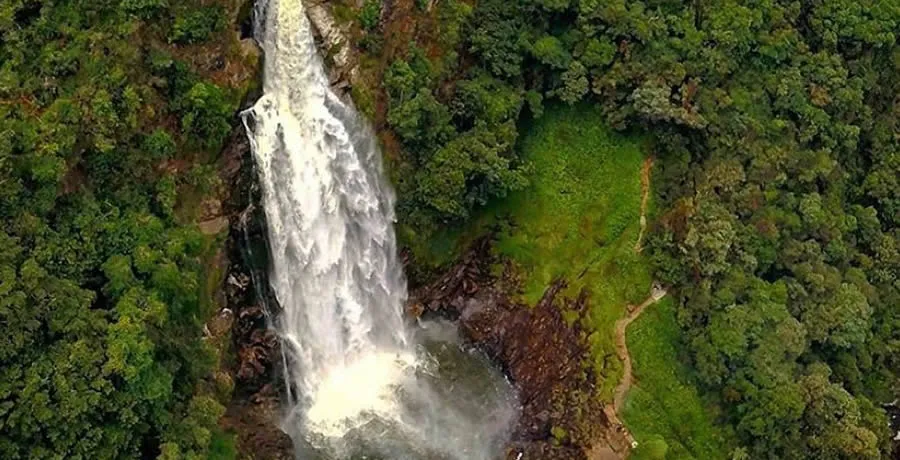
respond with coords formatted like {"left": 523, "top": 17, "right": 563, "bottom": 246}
{"left": 0, "top": 0, "right": 255, "bottom": 458}
{"left": 493, "top": 104, "right": 650, "bottom": 400}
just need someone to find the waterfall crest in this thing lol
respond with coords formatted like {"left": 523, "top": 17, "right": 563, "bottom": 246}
{"left": 241, "top": 1, "right": 517, "bottom": 458}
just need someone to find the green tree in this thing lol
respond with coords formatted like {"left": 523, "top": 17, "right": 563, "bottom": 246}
{"left": 359, "top": 0, "right": 381, "bottom": 31}
{"left": 532, "top": 35, "right": 571, "bottom": 69}
{"left": 417, "top": 121, "right": 527, "bottom": 219}
{"left": 181, "top": 82, "right": 233, "bottom": 149}
{"left": 170, "top": 7, "right": 226, "bottom": 44}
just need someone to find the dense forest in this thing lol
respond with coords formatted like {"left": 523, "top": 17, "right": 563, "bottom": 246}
{"left": 2, "top": 0, "right": 898, "bottom": 459}
{"left": 351, "top": 0, "right": 899, "bottom": 458}
{"left": 0, "top": 0, "right": 252, "bottom": 458}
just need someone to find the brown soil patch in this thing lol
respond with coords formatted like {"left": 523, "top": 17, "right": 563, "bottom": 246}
{"left": 634, "top": 156, "right": 653, "bottom": 253}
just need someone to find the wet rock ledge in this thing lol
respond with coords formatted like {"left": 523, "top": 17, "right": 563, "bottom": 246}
{"left": 410, "top": 239, "right": 634, "bottom": 460}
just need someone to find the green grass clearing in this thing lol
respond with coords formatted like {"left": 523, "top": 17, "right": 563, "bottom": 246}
{"left": 402, "top": 103, "right": 731, "bottom": 455}
{"left": 624, "top": 297, "right": 736, "bottom": 459}
{"left": 493, "top": 104, "right": 651, "bottom": 398}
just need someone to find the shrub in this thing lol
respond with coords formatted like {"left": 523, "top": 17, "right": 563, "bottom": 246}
{"left": 144, "top": 129, "right": 177, "bottom": 160}
{"left": 359, "top": 0, "right": 381, "bottom": 31}
{"left": 121, "top": 0, "right": 169, "bottom": 18}
{"left": 180, "top": 82, "right": 233, "bottom": 149}
{"left": 170, "top": 7, "right": 226, "bottom": 44}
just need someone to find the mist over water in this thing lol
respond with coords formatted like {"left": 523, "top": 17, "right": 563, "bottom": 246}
{"left": 241, "top": 1, "right": 518, "bottom": 458}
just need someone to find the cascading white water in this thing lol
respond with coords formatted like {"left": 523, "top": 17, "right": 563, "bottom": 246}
{"left": 242, "top": 1, "right": 517, "bottom": 458}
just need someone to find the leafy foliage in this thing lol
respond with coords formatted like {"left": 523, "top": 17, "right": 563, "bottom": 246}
{"left": 180, "top": 82, "right": 234, "bottom": 150}
{"left": 383, "top": 43, "right": 528, "bottom": 229}
{"left": 358, "top": 0, "right": 381, "bottom": 31}
{"left": 169, "top": 6, "right": 226, "bottom": 44}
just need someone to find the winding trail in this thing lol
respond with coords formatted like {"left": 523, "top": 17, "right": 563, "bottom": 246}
{"left": 612, "top": 287, "right": 667, "bottom": 414}
{"left": 598, "top": 286, "right": 667, "bottom": 457}
{"left": 593, "top": 156, "right": 664, "bottom": 458}
{"left": 615, "top": 155, "right": 662, "bottom": 414}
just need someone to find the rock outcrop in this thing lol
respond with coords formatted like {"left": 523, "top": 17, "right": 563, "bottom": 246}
{"left": 303, "top": 0, "right": 358, "bottom": 95}
{"left": 411, "top": 238, "right": 634, "bottom": 460}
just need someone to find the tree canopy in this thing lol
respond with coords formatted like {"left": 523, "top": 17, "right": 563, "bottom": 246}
{"left": 0, "top": 0, "right": 245, "bottom": 458}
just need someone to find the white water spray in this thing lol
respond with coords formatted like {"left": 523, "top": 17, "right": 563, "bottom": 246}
{"left": 242, "top": 1, "right": 517, "bottom": 458}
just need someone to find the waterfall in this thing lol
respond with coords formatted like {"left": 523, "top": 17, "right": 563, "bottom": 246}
{"left": 241, "top": 1, "right": 517, "bottom": 458}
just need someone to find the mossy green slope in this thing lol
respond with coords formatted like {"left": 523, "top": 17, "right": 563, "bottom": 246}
{"left": 488, "top": 104, "right": 733, "bottom": 452}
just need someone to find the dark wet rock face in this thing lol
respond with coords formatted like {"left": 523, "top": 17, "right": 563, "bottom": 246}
{"left": 411, "top": 239, "right": 631, "bottom": 460}
{"left": 221, "top": 382, "right": 294, "bottom": 460}
{"left": 220, "top": 258, "right": 291, "bottom": 458}
{"left": 234, "top": 305, "right": 279, "bottom": 389}
{"left": 216, "top": 124, "right": 294, "bottom": 459}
